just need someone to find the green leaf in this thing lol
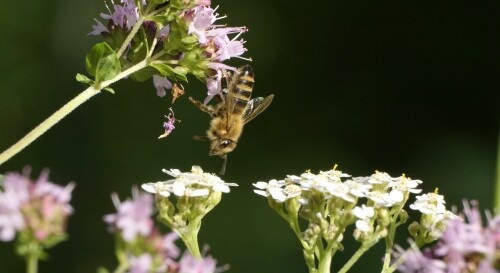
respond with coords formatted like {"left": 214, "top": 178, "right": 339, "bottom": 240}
{"left": 75, "top": 73, "right": 94, "bottom": 85}
{"left": 181, "top": 35, "right": 198, "bottom": 45}
{"left": 151, "top": 63, "right": 175, "bottom": 76}
{"left": 95, "top": 52, "right": 121, "bottom": 81}
{"left": 169, "top": 0, "right": 186, "bottom": 9}
{"left": 149, "top": 15, "right": 170, "bottom": 24}
{"left": 130, "top": 66, "right": 157, "bottom": 82}
{"left": 86, "top": 42, "right": 114, "bottom": 77}
{"left": 85, "top": 42, "right": 121, "bottom": 82}
{"left": 151, "top": 63, "right": 188, "bottom": 82}
{"left": 103, "top": 87, "right": 115, "bottom": 94}
{"left": 174, "top": 66, "right": 189, "bottom": 76}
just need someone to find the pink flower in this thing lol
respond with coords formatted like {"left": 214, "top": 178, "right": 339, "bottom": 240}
{"left": 104, "top": 188, "right": 154, "bottom": 242}
{"left": 203, "top": 69, "right": 222, "bottom": 104}
{"left": 129, "top": 254, "right": 153, "bottom": 273}
{"left": 187, "top": 6, "right": 219, "bottom": 44}
{"left": 153, "top": 75, "right": 173, "bottom": 97}
{"left": 213, "top": 34, "right": 247, "bottom": 62}
{"left": 0, "top": 168, "right": 74, "bottom": 242}
{"left": 163, "top": 232, "right": 180, "bottom": 259}
{"left": 88, "top": 18, "right": 109, "bottom": 36}
{"left": 158, "top": 108, "right": 179, "bottom": 139}
{"left": 395, "top": 200, "right": 500, "bottom": 273}
{"left": 0, "top": 185, "right": 26, "bottom": 241}
{"left": 178, "top": 252, "right": 217, "bottom": 273}
{"left": 157, "top": 25, "right": 170, "bottom": 39}
{"left": 89, "top": 0, "right": 140, "bottom": 35}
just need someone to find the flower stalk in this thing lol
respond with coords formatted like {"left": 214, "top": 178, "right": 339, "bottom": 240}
{"left": 26, "top": 248, "right": 39, "bottom": 273}
{"left": 0, "top": 55, "right": 151, "bottom": 166}
{"left": 0, "top": 86, "right": 99, "bottom": 166}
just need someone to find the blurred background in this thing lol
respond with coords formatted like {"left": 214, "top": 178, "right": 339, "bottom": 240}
{"left": 0, "top": 0, "right": 499, "bottom": 272}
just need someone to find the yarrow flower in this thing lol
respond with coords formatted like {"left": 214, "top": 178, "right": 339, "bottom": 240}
{"left": 0, "top": 168, "right": 75, "bottom": 246}
{"left": 104, "top": 187, "right": 154, "bottom": 242}
{"left": 408, "top": 191, "right": 457, "bottom": 241}
{"left": 253, "top": 166, "right": 453, "bottom": 273}
{"left": 352, "top": 205, "right": 375, "bottom": 233}
{"left": 141, "top": 166, "right": 236, "bottom": 258}
{"left": 142, "top": 166, "right": 238, "bottom": 197}
{"left": 395, "top": 200, "right": 495, "bottom": 273}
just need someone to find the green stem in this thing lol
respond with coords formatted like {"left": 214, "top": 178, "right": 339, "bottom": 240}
{"left": 0, "top": 86, "right": 99, "bottom": 165}
{"left": 179, "top": 216, "right": 202, "bottom": 260}
{"left": 337, "top": 243, "right": 371, "bottom": 273}
{"left": 317, "top": 241, "right": 334, "bottom": 273}
{"left": 117, "top": 16, "right": 145, "bottom": 58}
{"left": 184, "top": 230, "right": 202, "bottom": 259}
{"left": 26, "top": 253, "right": 38, "bottom": 273}
{"left": 384, "top": 254, "right": 406, "bottom": 273}
{"left": 495, "top": 125, "right": 500, "bottom": 211}
{"left": 0, "top": 59, "right": 148, "bottom": 166}
{"left": 287, "top": 209, "right": 317, "bottom": 272}
{"left": 382, "top": 222, "right": 397, "bottom": 271}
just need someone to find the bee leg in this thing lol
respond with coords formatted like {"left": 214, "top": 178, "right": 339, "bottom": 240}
{"left": 189, "top": 97, "right": 217, "bottom": 117}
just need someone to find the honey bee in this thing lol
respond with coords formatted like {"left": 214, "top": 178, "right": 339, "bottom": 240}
{"left": 189, "top": 65, "right": 274, "bottom": 175}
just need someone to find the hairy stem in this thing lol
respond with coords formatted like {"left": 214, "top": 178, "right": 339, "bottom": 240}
{"left": 117, "top": 17, "right": 145, "bottom": 58}
{"left": 0, "top": 59, "right": 148, "bottom": 166}
{"left": 0, "top": 86, "right": 99, "bottom": 165}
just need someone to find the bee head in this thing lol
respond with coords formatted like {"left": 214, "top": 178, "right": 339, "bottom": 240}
{"left": 209, "top": 139, "right": 237, "bottom": 157}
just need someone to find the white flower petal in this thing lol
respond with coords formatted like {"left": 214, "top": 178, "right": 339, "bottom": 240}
{"left": 141, "top": 183, "right": 157, "bottom": 193}
{"left": 356, "top": 220, "right": 370, "bottom": 232}
{"left": 172, "top": 181, "right": 186, "bottom": 196}
{"left": 254, "top": 190, "right": 270, "bottom": 197}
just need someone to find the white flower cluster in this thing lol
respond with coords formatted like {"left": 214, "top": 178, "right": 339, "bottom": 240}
{"left": 142, "top": 166, "right": 238, "bottom": 197}
{"left": 409, "top": 192, "right": 458, "bottom": 238}
{"left": 254, "top": 168, "right": 454, "bottom": 237}
{"left": 254, "top": 169, "right": 421, "bottom": 206}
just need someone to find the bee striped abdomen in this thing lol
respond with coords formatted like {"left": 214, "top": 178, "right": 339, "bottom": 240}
{"left": 231, "top": 65, "right": 255, "bottom": 115}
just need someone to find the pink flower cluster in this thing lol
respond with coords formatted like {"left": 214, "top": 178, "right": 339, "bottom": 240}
{"left": 104, "top": 187, "right": 220, "bottom": 273}
{"left": 394, "top": 200, "right": 500, "bottom": 273}
{"left": 184, "top": 5, "right": 249, "bottom": 104}
{"left": 0, "top": 168, "right": 75, "bottom": 242}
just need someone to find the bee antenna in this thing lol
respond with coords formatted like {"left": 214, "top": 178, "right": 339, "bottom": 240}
{"left": 219, "top": 155, "right": 227, "bottom": 175}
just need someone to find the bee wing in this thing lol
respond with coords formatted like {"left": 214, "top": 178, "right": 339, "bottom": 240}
{"left": 243, "top": 94, "right": 274, "bottom": 124}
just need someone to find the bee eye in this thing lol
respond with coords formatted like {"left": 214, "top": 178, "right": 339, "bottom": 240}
{"left": 220, "top": 140, "right": 231, "bottom": 148}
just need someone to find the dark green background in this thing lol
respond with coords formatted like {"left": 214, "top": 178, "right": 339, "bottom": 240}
{"left": 0, "top": 0, "right": 499, "bottom": 272}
